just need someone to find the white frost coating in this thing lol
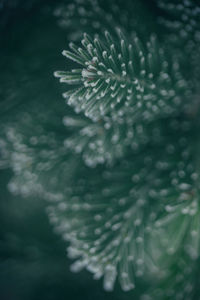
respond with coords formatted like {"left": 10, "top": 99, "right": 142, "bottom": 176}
{"left": 103, "top": 265, "right": 117, "bottom": 291}
{"left": 70, "top": 260, "right": 86, "bottom": 273}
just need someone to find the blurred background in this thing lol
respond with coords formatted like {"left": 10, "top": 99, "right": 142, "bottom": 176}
{"left": 0, "top": 1, "right": 147, "bottom": 299}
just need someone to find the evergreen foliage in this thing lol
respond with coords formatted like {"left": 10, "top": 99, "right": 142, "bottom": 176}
{"left": 1, "top": 0, "right": 200, "bottom": 299}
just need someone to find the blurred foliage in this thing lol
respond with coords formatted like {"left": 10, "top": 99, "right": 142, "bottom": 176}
{"left": 0, "top": 1, "right": 146, "bottom": 299}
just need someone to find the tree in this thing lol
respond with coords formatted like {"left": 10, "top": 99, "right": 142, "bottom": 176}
{"left": 1, "top": 0, "right": 200, "bottom": 299}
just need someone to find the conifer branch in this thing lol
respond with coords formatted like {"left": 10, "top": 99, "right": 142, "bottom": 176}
{"left": 55, "top": 30, "right": 190, "bottom": 122}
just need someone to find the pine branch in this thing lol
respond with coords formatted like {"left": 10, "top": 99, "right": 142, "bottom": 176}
{"left": 47, "top": 116, "right": 199, "bottom": 292}
{"left": 3, "top": 99, "right": 199, "bottom": 293}
{"left": 55, "top": 30, "right": 190, "bottom": 122}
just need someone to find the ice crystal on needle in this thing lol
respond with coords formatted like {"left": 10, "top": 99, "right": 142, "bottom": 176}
{"left": 55, "top": 30, "right": 191, "bottom": 122}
